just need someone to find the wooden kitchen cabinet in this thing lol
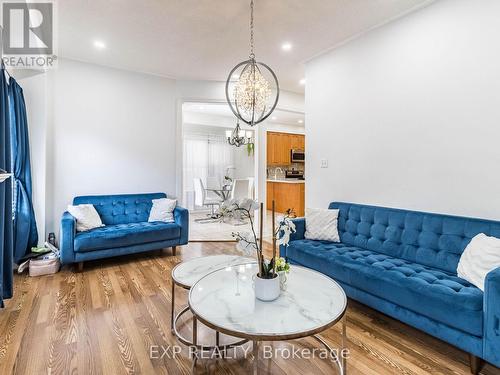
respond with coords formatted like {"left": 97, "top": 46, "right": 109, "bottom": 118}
{"left": 267, "top": 132, "right": 304, "bottom": 165}
{"left": 267, "top": 181, "right": 305, "bottom": 217}
{"left": 267, "top": 132, "right": 278, "bottom": 165}
{"left": 267, "top": 132, "right": 290, "bottom": 165}
{"left": 277, "top": 133, "right": 291, "bottom": 165}
{"left": 290, "top": 134, "right": 305, "bottom": 150}
{"left": 266, "top": 181, "right": 275, "bottom": 210}
{"left": 266, "top": 131, "right": 305, "bottom": 216}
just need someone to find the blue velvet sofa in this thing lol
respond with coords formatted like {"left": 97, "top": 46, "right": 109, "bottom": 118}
{"left": 280, "top": 202, "right": 500, "bottom": 373}
{"left": 61, "top": 193, "right": 188, "bottom": 270}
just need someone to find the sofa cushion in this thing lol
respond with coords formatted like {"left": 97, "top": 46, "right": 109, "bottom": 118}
{"left": 74, "top": 221, "right": 180, "bottom": 252}
{"left": 285, "top": 239, "right": 484, "bottom": 337}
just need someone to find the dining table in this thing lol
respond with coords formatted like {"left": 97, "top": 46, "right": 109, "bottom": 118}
{"left": 205, "top": 184, "right": 232, "bottom": 202}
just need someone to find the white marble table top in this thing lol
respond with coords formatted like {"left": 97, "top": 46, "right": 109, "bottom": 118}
{"left": 189, "top": 263, "right": 347, "bottom": 340}
{"left": 172, "top": 255, "right": 255, "bottom": 288}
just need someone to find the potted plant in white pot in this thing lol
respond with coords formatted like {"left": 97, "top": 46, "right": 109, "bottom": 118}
{"left": 229, "top": 199, "right": 295, "bottom": 301}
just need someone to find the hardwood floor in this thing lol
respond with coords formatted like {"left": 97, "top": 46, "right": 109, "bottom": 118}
{"left": 1, "top": 242, "right": 499, "bottom": 375}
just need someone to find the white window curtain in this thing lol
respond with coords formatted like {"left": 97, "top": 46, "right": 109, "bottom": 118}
{"left": 183, "top": 129, "right": 233, "bottom": 210}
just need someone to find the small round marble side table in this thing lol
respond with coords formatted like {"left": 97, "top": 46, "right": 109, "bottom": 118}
{"left": 171, "top": 255, "right": 255, "bottom": 350}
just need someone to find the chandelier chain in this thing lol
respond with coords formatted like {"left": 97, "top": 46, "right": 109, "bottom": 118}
{"left": 225, "top": 0, "right": 279, "bottom": 127}
{"left": 249, "top": 0, "right": 255, "bottom": 59}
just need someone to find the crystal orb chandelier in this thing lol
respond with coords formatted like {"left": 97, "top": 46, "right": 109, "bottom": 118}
{"left": 225, "top": 0, "right": 279, "bottom": 127}
{"left": 226, "top": 121, "right": 254, "bottom": 147}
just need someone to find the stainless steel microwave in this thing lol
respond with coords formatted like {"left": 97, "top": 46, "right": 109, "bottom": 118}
{"left": 291, "top": 149, "right": 305, "bottom": 163}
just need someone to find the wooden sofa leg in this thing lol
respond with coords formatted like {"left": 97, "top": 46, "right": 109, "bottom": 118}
{"left": 76, "top": 262, "right": 84, "bottom": 272}
{"left": 172, "top": 246, "right": 177, "bottom": 256}
{"left": 469, "top": 354, "right": 484, "bottom": 374}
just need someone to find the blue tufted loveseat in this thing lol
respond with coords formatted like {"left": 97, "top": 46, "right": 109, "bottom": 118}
{"left": 60, "top": 193, "right": 188, "bottom": 270}
{"left": 280, "top": 202, "right": 500, "bottom": 373}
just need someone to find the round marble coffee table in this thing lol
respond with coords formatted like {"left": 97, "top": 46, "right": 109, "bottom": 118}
{"left": 189, "top": 263, "right": 348, "bottom": 374}
{"left": 171, "top": 255, "right": 255, "bottom": 349}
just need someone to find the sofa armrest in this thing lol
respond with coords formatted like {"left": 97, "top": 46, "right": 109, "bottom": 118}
{"left": 60, "top": 211, "right": 76, "bottom": 265}
{"left": 279, "top": 217, "right": 306, "bottom": 258}
{"left": 174, "top": 206, "right": 189, "bottom": 245}
{"left": 484, "top": 266, "right": 500, "bottom": 367}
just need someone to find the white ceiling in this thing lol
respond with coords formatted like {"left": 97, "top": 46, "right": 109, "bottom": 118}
{"left": 58, "top": 0, "right": 432, "bottom": 93}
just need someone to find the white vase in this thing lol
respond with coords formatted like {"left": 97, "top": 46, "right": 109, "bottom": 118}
{"left": 254, "top": 274, "right": 280, "bottom": 301}
{"left": 278, "top": 271, "right": 288, "bottom": 291}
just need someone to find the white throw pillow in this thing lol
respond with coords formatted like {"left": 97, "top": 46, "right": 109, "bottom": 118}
{"left": 457, "top": 233, "right": 500, "bottom": 291}
{"left": 148, "top": 198, "right": 177, "bottom": 223}
{"left": 67, "top": 204, "right": 104, "bottom": 232}
{"left": 304, "top": 208, "right": 340, "bottom": 242}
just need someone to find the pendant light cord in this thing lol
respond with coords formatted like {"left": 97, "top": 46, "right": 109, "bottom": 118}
{"left": 249, "top": 0, "right": 255, "bottom": 59}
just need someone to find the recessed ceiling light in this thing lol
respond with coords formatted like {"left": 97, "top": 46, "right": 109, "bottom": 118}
{"left": 299, "top": 78, "right": 306, "bottom": 85}
{"left": 199, "top": 106, "right": 205, "bottom": 110}
{"left": 271, "top": 116, "right": 277, "bottom": 121}
{"left": 298, "top": 119, "right": 304, "bottom": 124}
{"left": 281, "top": 42, "right": 292, "bottom": 51}
{"left": 93, "top": 40, "right": 106, "bottom": 50}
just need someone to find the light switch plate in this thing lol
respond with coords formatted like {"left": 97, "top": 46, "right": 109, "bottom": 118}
{"left": 320, "top": 159, "right": 328, "bottom": 168}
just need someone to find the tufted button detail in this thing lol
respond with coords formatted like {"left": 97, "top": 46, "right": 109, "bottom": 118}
{"left": 290, "top": 239, "right": 480, "bottom": 296}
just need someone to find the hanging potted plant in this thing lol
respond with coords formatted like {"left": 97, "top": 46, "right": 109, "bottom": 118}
{"left": 229, "top": 199, "right": 295, "bottom": 301}
{"left": 246, "top": 142, "right": 255, "bottom": 157}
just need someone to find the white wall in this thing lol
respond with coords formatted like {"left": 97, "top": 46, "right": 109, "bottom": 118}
{"left": 232, "top": 145, "right": 255, "bottom": 180}
{"left": 46, "top": 59, "right": 177, "bottom": 232}
{"left": 306, "top": 0, "right": 500, "bottom": 220}
{"left": 175, "top": 80, "right": 305, "bottom": 113}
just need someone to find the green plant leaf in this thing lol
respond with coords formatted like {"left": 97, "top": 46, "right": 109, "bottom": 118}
{"left": 247, "top": 143, "right": 255, "bottom": 156}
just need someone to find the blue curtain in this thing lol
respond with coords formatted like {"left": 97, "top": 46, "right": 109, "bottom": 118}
{"left": 0, "top": 66, "right": 14, "bottom": 308}
{"left": 9, "top": 78, "right": 38, "bottom": 263}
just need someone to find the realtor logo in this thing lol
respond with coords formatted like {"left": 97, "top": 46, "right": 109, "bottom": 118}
{"left": 1, "top": 1, "right": 56, "bottom": 69}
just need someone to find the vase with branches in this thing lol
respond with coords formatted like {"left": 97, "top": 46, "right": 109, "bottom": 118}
{"left": 228, "top": 199, "right": 296, "bottom": 300}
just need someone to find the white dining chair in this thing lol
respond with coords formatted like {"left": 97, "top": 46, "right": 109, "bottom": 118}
{"left": 193, "top": 177, "right": 222, "bottom": 220}
{"left": 231, "top": 179, "right": 251, "bottom": 200}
